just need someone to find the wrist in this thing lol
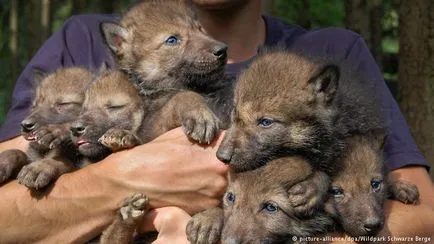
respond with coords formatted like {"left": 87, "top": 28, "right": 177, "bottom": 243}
{"left": 85, "top": 153, "right": 134, "bottom": 211}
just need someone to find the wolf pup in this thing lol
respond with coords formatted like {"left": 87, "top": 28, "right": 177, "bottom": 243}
{"left": 100, "top": 0, "right": 234, "bottom": 129}
{"left": 69, "top": 68, "right": 220, "bottom": 243}
{"left": 71, "top": 68, "right": 220, "bottom": 158}
{"left": 0, "top": 67, "right": 94, "bottom": 189}
{"left": 187, "top": 157, "right": 333, "bottom": 244}
{"left": 216, "top": 50, "right": 385, "bottom": 174}
{"left": 70, "top": 69, "right": 145, "bottom": 159}
{"left": 325, "top": 131, "right": 419, "bottom": 237}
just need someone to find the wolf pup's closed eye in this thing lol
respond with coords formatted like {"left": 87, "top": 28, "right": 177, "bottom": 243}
{"left": 0, "top": 67, "right": 94, "bottom": 189}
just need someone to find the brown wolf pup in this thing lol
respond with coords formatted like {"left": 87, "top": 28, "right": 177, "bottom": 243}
{"left": 216, "top": 50, "right": 385, "bottom": 174}
{"left": 70, "top": 69, "right": 145, "bottom": 159}
{"left": 67, "top": 69, "right": 147, "bottom": 244}
{"left": 100, "top": 0, "right": 234, "bottom": 129}
{"left": 325, "top": 131, "right": 419, "bottom": 237}
{"left": 186, "top": 157, "right": 333, "bottom": 244}
{"left": 70, "top": 69, "right": 220, "bottom": 159}
{"left": 70, "top": 68, "right": 221, "bottom": 243}
{"left": 0, "top": 67, "right": 94, "bottom": 189}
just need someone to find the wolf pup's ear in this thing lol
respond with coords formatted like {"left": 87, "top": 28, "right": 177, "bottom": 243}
{"left": 308, "top": 65, "right": 340, "bottom": 104}
{"left": 100, "top": 22, "right": 129, "bottom": 56}
{"left": 98, "top": 61, "right": 109, "bottom": 74}
{"left": 32, "top": 69, "right": 47, "bottom": 86}
{"left": 370, "top": 128, "right": 388, "bottom": 150}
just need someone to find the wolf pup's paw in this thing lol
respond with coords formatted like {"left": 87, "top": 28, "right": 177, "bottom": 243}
{"left": 182, "top": 107, "right": 220, "bottom": 144}
{"left": 17, "top": 160, "right": 61, "bottom": 190}
{"left": 119, "top": 193, "right": 149, "bottom": 224}
{"left": 287, "top": 171, "right": 329, "bottom": 217}
{"left": 98, "top": 128, "right": 141, "bottom": 152}
{"left": 0, "top": 149, "right": 28, "bottom": 184}
{"left": 389, "top": 180, "right": 419, "bottom": 204}
{"left": 33, "top": 124, "right": 72, "bottom": 150}
{"left": 186, "top": 208, "right": 223, "bottom": 244}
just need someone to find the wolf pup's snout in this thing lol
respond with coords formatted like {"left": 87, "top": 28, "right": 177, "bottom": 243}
{"left": 21, "top": 118, "right": 37, "bottom": 132}
{"left": 216, "top": 137, "right": 234, "bottom": 164}
{"left": 363, "top": 216, "right": 383, "bottom": 234}
{"left": 70, "top": 121, "right": 86, "bottom": 136}
{"left": 216, "top": 147, "right": 232, "bottom": 164}
{"left": 212, "top": 43, "right": 228, "bottom": 60}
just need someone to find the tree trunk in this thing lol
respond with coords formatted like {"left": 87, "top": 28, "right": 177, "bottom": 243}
{"left": 72, "top": 0, "right": 87, "bottom": 15}
{"left": 41, "top": 0, "right": 52, "bottom": 42}
{"left": 345, "top": 0, "right": 370, "bottom": 46}
{"left": 99, "top": 0, "right": 114, "bottom": 14}
{"left": 262, "top": 0, "right": 275, "bottom": 16}
{"left": 398, "top": 0, "right": 434, "bottom": 177}
{"left": 26, "top": 0, "right": 42, "bottom": 58}
{"left": 9, "top": 0, "right": 19, "bottom": 82}
{"left": 298, "top": 0, "right": 311, "bottom": 29}
{"left": 369, "top": 0, "right": 383, "bottom": 70}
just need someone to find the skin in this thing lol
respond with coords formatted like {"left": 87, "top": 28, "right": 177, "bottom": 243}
{"left": 0, "top": 129, "right": 227, "bottom": 243}
{"left": 193, "top": 0, "right": 266, "bottom": 63}
{"left": 0, "top": 0, "right": 433, "bottom": 243}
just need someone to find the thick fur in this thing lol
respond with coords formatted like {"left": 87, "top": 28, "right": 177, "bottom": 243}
{"left": 71, "top": 69, "right": 145, "bottom": 160}
{"left": 216, "top": 49, "right": 386, "bottom": 174}
{"left": 72, "top": 69, "right": 222, "bottom": 159}
{"left": 100, "top": 0, "right": 234, "bottom": 128}
{"left": 0, "top": 67, "right": 94, "bottom": 189}
{"left": 187, "top": 157, "right": 333, "bottom": 244}
{"left": 325, "top": 131, "right": 419, "bottom": 237}
{"left": 100, "top": 193, "right": 150, "bottom": 244}
{"left": 324, "top": 132, "right": 387, "bottom": 237}
{"left": 71, "top": 69, "right": 223, "bottom": 244}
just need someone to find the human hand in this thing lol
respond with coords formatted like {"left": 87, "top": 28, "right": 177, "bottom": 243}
{"left": 139, "top": 207, "right": 191, "bottom": 244}
{"left": 92, "top": 127, "right": 229, "bottom": 215}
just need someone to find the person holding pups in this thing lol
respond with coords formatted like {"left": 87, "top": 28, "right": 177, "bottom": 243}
{"left": 0, "top": 1, "right": 433, "bottom": 243}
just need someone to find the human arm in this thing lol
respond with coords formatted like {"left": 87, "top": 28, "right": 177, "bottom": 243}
{"left": 0, "top": 128, "right": 228, "bottom": 243}
{"left": 382, "top": 166, "right": 434, "bottom": 237}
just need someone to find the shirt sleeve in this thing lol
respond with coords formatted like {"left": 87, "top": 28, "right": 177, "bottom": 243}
{"left": 0, "top": 14, "right": 116, "bottom": 142}
{"left": 346, "top": 37, "right": 430, "bottom": 171}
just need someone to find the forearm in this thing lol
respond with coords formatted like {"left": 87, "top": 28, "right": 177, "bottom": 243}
{"left": 0, "top": 129, "right": 228, "bottom": 243}
{"left": 383, "top": 166, "right": 434, "bottom": 236}
{"left": 0, "top": 136, "right": 28, "bottom": 152}
{"left": 0, "top": 161, "right": 121, "bottom": 243}
{"left": 381, "top": 199, "right": 434, "bottom": 237}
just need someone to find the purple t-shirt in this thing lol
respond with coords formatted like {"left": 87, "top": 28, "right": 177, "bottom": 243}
{"left": 0, "top": 14, "right": 429, "bottom": 171}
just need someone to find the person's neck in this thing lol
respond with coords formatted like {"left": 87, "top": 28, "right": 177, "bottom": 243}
{"left": 196, "top": 1, "right": 265, "bottom": 64}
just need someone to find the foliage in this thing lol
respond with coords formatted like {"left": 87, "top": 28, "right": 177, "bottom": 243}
{"left": 274, "top": 0, "right": 345, "bottom": 28}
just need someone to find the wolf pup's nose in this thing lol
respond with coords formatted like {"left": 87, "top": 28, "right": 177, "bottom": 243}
{"left": 216, "top": 145, "right": 233, "bottom": 164}
{"left": 363, "top": 218, "right": 383, "bottom": 233}
{"left": 70, "top": 121, "right": 86, "bottom": 136}
{"left": 212, "top": 44, "right": 228, "bottom": 60}
{"left": 21, "top": 118, "right": 37, "bottom": 132}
